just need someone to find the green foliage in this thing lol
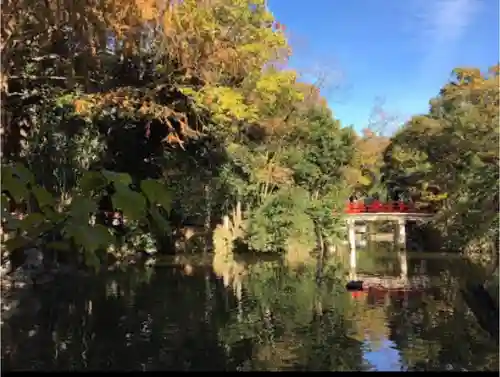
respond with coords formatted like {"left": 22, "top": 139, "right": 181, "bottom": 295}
{"left": 247, "top": 187, "right": 316, "bottom": 252}
{"left": 382, "top": 65, "right": 499, "bottom": 259}
{"left": 286, "top": 108, "right": 355, "bottom": 193}
{"left": 222, "top": 105, "right": 356, "bottom": 254}
{"left": 1, "top": 162, "right": 173, "bottom": 269}
{"left": 2, "top": 0, "right": 357, "bottom": 264}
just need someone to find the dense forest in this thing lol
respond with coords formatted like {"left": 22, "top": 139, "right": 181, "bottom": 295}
{"left": 1, "top": 0, "right": 498, "bottom": 278}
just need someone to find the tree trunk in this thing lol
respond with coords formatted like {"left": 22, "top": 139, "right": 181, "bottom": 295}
{"left": 314, "top": 223, "right": 326, "bottom": 285}
{"left": 204, "top": 183, "right": 211, "bottom": 252}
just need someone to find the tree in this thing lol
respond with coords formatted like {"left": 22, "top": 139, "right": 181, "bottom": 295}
{"left": 381, "top": 64, "right": 499, "bottom": 269}
{"left": 1, "top": 0, "right": 357, "bottom": 269}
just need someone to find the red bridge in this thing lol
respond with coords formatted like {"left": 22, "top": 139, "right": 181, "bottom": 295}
{"left": 344, "top": 201, "right": 429, "bottom": 214}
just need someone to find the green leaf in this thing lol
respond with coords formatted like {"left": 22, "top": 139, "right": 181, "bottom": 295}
{"left": 149, "top": 206, "right": 171, "bottom": 235}
{"left": 42, "top": 208, "right": 65, "bottom": 223}
{"left": 46, "top": 241, "right": 71, "bottom": 251}
{"left": 140, "top": 179, "right": 172, "bottom": 213}
{"left": 2, "top": 174, "right": 29, "bottom": 203}
{"left": 1, "top": 214, "right": 22, "bottom": 231}
{"left": 73, "top": 224, "right": 114, "bottom": 271}
{"left": 140, "top": 179, "right": 163, "bottom": 202}
{"left": 88, "top": 224, "right": 115, "bottom": 251}
{"left": 112, "top": 185, "right": 146, "bottom": 220}
{"left": 11, "top": 163, "right": 35, "bottom": 185}
{"left": 19, "top": 213, "right": 46, "bottom": 231}
{"left": 32, "top": 186, "right": 55, "bottom": 209}
{"left": 25, "top": 221, "right": 53, "bottom": 239}
{"left": 4, "top": 236, "right": 32, "bottom": 251}
{"left": 102, "top": 170, "right": 132, "bottom": 186}
{"left": 65, "top": 223, "right": 113, "bottom": 253}
{"left": 80, "top": 171, "right": 107, "bottom": 195}
{"left": 1, "top": 165, "right": 14, "bottom": 181}
{"left": 1, "top": 193, "right": 11, "bottom": 217}
{"left": 70, "top": 196, "right": 98, "bottom": 222}
{"left": 85, "top": 249, "right": 101, "bottom": 271}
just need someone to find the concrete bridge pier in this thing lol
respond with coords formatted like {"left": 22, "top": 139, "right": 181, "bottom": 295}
{"left": 398, "top": 248, "right": 408, "bottom": 282}
{"left": 347, "top": 219, "right": 357, "bottom": 280}
{"left": 394, "top": 218, "right": 409, "bottom": 282}
{"left": 394, "top": 218, "right": 406, "bottom": 247}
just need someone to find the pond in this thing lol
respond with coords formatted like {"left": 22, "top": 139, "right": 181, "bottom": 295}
{"left": 1, "top": 247, "right": 498, "bottom": 371}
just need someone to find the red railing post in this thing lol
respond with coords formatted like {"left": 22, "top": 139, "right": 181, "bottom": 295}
{"left": 345, "top": 203, "right": 351, "bottom": 213}
{"left": 397, "top": 201, "right": 404, "bottom": 212}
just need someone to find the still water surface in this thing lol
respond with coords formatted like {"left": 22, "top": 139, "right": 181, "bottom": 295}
{"left": 1, "top": 246, "right": 498, "bottom": 371}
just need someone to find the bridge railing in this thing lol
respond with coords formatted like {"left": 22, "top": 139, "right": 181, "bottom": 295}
{"left": 344, "top": 201, "right": 427, "bottom": 214}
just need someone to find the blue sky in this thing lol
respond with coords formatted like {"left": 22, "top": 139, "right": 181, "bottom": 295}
{"left": 268, "top": 0, "right": 499, "bottom": 134}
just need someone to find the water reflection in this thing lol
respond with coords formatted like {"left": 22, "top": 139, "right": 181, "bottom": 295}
{"left": 1, "top": 250, "right": 498, "bottom": 371}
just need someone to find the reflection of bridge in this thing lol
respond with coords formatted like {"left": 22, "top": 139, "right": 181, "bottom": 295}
{"left": 355, "top": 274, "right": 433, "bottom": 290}
{"left": 348, "top": 275, "right": 435, "bottom": 309}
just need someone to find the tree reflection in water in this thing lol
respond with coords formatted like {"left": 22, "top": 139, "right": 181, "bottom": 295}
{"left": 1, "top": 253, "right": 498, "bottom": 371}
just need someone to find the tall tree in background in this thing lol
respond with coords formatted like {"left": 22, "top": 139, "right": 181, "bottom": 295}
{"left": 343, "top": 99, "right": 395, "bottom": 199}
{"left": 382, "top": 65, "right": 499, "bottom": 262}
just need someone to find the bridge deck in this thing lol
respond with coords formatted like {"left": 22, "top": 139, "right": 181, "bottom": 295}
{"left": 346, "top": 212, "right": 433, "bottom": 222}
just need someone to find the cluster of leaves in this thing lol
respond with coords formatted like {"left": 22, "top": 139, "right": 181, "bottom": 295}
{"left": 1, "top": 162, "right": 172, "bottom": 268}
{"left": 345, "top": 128, "right": 390, "bottom": 199}
{"left": 382, "top": 65, "right": 499, "bottom": 258}
{"left": 1, "top": 0, "right": 358, "bottom": 266}
{"left": 224, "top": 105, "right": 356, "bottom": 253}
{"left": 246, "top": 187, "right": 316, "bottom": 252}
